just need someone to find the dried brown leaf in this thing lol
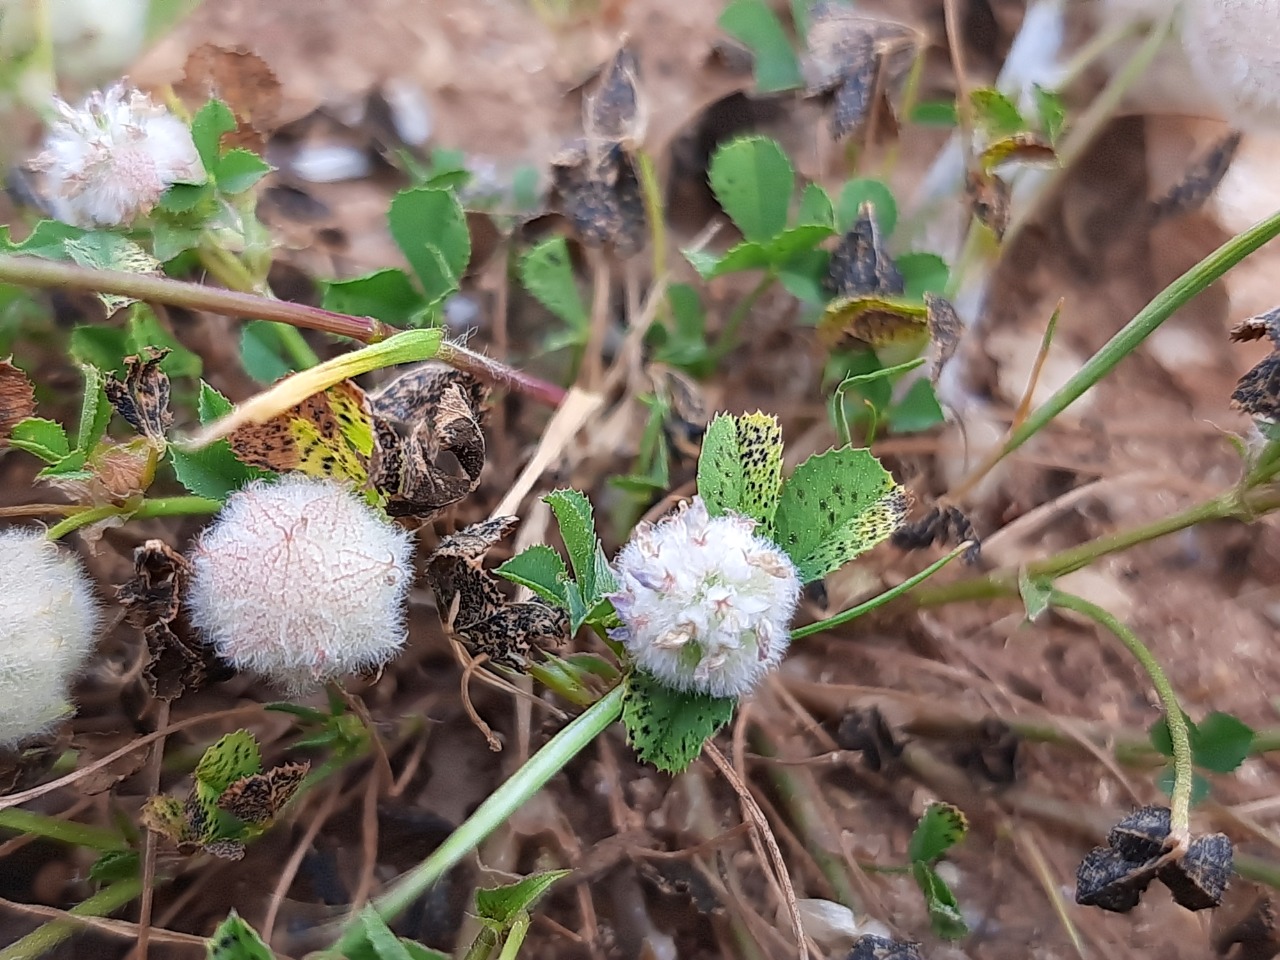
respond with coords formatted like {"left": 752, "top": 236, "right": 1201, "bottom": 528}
{"left": 925, "top": 293, "right": 962, "bottom": 385}
{"left": 369, "top": 365, "right": 489, "bottom": 519}
{"left": 979, "top": 132, "right": 1058, "bottom": 172}
{"left": 0, "top": 359, "right": 36, "bottom": 442}
{"left": 117, "top": 540, "right": 227, "bottom": 700}
{"left": 218, "top": 761, "right": 309, "bottom": 825}
{"left": 966, "top": 169, "right": 1011, "bottom": 241}
{"left": 176, "top": 44, "right": 283, "bottom": 152}
{"left": 586, "top": 44, "right": 645, "bottom": 147}
{"left": 1230, "top": 306, "right": 1280, "bottom": 345}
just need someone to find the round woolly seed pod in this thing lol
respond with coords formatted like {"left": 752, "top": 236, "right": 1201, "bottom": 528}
{"left": 1183, "top": 0, "right": 1280, "bottom": 130}
{"left": 186, "top": 476, "right": 415, "bottom": 692}
{"left": 0, "top": 528, "right": 100, "bottom": 745}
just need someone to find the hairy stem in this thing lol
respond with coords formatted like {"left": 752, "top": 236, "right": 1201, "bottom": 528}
{"left": 44, "top": 496, "right": 222, "bottom": 541}
{"left": 1048, "top": 589, "right": 1193, "bottom": 838}
{"left": 0, "top": 255, "right": 567, "bottom": 407}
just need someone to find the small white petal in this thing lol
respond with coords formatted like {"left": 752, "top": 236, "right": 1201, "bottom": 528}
{"left": 31, "top": 82, "right": 206, "bottom": 228}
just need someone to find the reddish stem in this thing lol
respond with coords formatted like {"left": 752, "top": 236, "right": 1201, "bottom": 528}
{"left": 0, "top": 255, "right": 568, "bottom": 407}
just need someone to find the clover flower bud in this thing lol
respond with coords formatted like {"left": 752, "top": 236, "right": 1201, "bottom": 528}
{"left": 30, "top": 82, "right": 205, "bottom": 228}
{"left": 186, "top": 476, "right": 415, "bottom": 693}
{"left": 1182, "top": 0, "right": 1280, "bottom": 130}
{"left": 0, "top": 529, "right": 100, "bottom": 745}
{"left": 609, "top": 497, "right": 802, "bottom": 699}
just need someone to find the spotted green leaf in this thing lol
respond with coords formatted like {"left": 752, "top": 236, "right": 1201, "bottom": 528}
{"left": 695, "top": 412, "right": 784, "bottom": 532}
{"left": 623, "top": 670, "right": 736, "bottom": 773}
{"left": 207, "top": 910, "right": 274, "bottom": 960}
{"left": 908, "top": 802, "right": 968, "bottom": 864}
{"left": 475, "top": 870, "right": 571, "bottom": 925}
{"left": 773, "top": 447, "right": 908, "bottom": 582}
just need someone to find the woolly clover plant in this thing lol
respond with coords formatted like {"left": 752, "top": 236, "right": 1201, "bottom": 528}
{"left": 186, "top": 474, "right": 415, "bottom": 692}
{"left": 0, "top": 528, "right": 100, "bottom": 745}
{"left": 500, "top": 411, "right": 908, "bottom": 773}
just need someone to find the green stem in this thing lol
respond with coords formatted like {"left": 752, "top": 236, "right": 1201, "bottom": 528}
{"left": 999, "top": 206, "right": 1280, "bottom": 460}
{"left": 44, "top": 496, "right": 221, "bottom": 541}
{"left": 914, "top": 484, "right": 1280, "bottom": 610}
{"left": 0, "top": 877, "right": 142, "bottom": 960}
{"left": 712, "top": 272, "right": 774, "bottom": 361}
{"left": 1048, "top": 589, "right": 1193, "bottom": 837}
{"left": 496, "top": 915, "right": 532, "bottom": 960}
{"left": 0, "top": 255, "right": 567, "bottom": 407}
{"left": 792, "top": 542, "right": 971, "bottom": 640}
{"left": 462, "top": 926, "right": 500, "bottom": 960}
{"left": 0, "top": 809, "right": 127, "bottom": 851}
{"left": 333, "top": 684, "right": 626, "bottom": 952}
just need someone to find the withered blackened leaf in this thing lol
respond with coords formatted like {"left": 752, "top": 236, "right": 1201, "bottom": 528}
{"left": 636, "top": 858, "right": 721, "bottom": 913}
{"left": 118, "top": 539, "right": 188, "bottom": 626}
{"left": 452, "top": 602, "right": 570, "bottom": 669}
{"left": 827, "top": 201, "right": 903, "bottom": 298}
{"left": 0, "top": 358, "right": 36, "bottom": 442}
{"left": 1232, "top": 352, "right": 1280, "bottom": 424}
{"left": 846, "top": 934, "right": 925, "bottom": 960}
{"left": 202, "top": 838, "right": 248, "bottom": 860}
{"left": 369, "top": 365, "right": 489, "bottom": 519}
{"left": 118, "top": 540, "right": 226, "bottom": 700}
{"left": 425, "top": 517, "right": 569, "bottom": 668}
{"left": 836, "top": 707, "right": 903, "bottom": 773}
{"left": 925, "top": 293, "right": 962, "bottom": 385}
{"left": 891, "top": 505, "right": 981, "bottom": 564}
{"left": 1108, "top": 805, "right": 1172, "bottom": 863}
{"left": 952, "top": 717, "right": 1018, "bottom": 785}
{"left": 966, "top": 169, "right": 1011, "bottom": 241}
{"left": 105, "top": 348, "right": 172, "bottom": 443}
{"left": 551, "top": 140, "right": 647, "bottom": 258}
{"left": 1075, "top": 845, "right": 1159, "bottom": 913}
{"left": 1160, "top": 833, "right": 1234, "bottom": 911}
{"left": 828, "top": 34, "right": 878, "bottom": 140}
{"left": 804, "top": 6, "right": 916, "bottom": 141}
{"left": 1230, "top": 306, "right": 1280, "bottom": 346}
{"left": 587, "top": 45, "right": 643, "bottom": 145}
{"left": 218, "top": 761, "right": 309, "bottom": 825}
{"left": 1152, "top": 130, "right": 1243, "bottom": 223}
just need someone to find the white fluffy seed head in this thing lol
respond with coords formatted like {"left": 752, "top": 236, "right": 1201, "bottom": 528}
{"left": 1182, "top": 0, "right": 1280, "bottom": 130}
{"left": 30, "top": 82, "right": 206, "bottom": 227}
{"left": 186, "top": 476, "right": 415, "bottom": 693}
{"left": 609, "top": 497, "right": 802, "bottom": 699}
{"left": 0, "top": 528, "right": 100, "bottom": 745}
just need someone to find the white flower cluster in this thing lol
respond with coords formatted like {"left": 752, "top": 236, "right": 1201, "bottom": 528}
{"left": 609, "top": 497, "right": 801, "bottom": 699}
{"left": 0, "top": 529, "right": 99, "bottom": 745}
{"left": 31, "top": 82, "right": 205, "bottom": 228}
{"left": 186, "top": 476, "right": 414, "bottom": 692}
